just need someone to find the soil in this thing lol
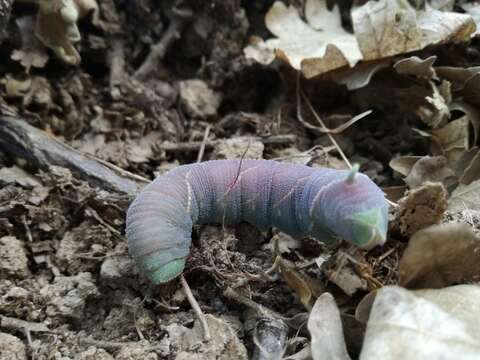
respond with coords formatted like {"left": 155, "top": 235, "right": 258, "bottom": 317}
{"left": 0, "top": 1, "right": 478, "bottom": 359}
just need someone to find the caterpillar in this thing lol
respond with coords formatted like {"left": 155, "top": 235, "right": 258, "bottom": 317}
{"left": 126, "top": 159, "right": 389, "bottom": 285}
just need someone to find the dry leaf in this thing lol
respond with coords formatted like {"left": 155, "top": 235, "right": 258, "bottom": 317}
{"left": 355, "top": 290, "right": 377, "bottom": 324}
{"left": 445, "top": 146, "right": 478, "bottom": 180}
{"left": 461, "top": 3, "right": 480, "bottom": 36}
{"left": 245, "top": 0, "right": 475, "bottom": 78}
{"left": 270, "top": 232, "right": 302, "bottom": 254}
{"left": 382, "top": 185, "right": 407, "bottom": 203}
{"left": 399, "top": 223, "right": 480, "bottom": 288}
{"left": 354, "top": 1, "right": 475, "bottom": 59}
{"left": 327, "top": 265, "right": 367, "bottom": 296}
{"left": 360, "top": 285, "right": 480, "bottom": 360}
{"left": 245, "top": 0, "right": 362, "bottom": 78}
{"left": 353, "top": 0, "right": 420, "bottom": 60}
{"left": 449, "top": 179, "right": 480, "bottom": 211}
{"left": 389, "top": 156, "right": 421, "bottom": 177}
{"left": 404, "top": 156, "right": 455, "bottom": 189}
{"left": 391, "top": 156, "right": 425, "bottom": 175}
{"left": 450, "top": 101, "right": 480, "bottom": 146}
{"left": 35, "top": 0, "right": 81, "bottom": 65}
{"left": 32, "top": 0, "right": 100, "bottom": 65}
{"left": 436, "top": 66, "right": 480, "bottom": 107}
{"left": 11, "top": 16, "right": 49, "bottom": 71}
{"left": 278, "top": 257, "right": 323, "bottom": 310}
{"left": 395, "top": 182, "right": 447, "bottom": 237}
{"left": 431, "top": 116, "right": 470, "bottom": 151}
{"left": 329, "top": 60, "right": 391, "bottom": 90}
{"left": 415, "top": 80, "right": 451, "bottom": 128}
{"left": 308, "top": 293, "right": 351, "bottom": 360}
{"left": 393, "top": 55, "right": 436, "bottom": 80}
{"left": 460, "top": 150, "right": 480, "bottom": 185}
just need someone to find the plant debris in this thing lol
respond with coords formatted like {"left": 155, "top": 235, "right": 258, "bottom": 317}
{"left": 1, "top": 0, "right": 480, "bottom": 358}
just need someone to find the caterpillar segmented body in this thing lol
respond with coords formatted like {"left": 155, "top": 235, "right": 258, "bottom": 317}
{"left": 126, "top": 159, "right": 389, "bottom": 284}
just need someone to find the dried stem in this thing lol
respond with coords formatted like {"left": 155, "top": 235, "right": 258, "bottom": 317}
{"left": 296, "top": 74, "right": 398, "bottom": 207}
{"left": 180, "top": 275, "right": 211, "bottom": 341}
{"left": 161, "top": 134, "right": 296, "bottom": 153}
{"left": 197, "top": 125, "right": 211, "bottom": 163}
{"left": 134, "top": 6, "right": 193, "bottom": 80}
{"left": 296, "top": 75, "right": 352, "bottom": 168}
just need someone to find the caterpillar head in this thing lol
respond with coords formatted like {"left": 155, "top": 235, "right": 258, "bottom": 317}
{"left": 311, "top": 165, "right": 389, "bottom": 249}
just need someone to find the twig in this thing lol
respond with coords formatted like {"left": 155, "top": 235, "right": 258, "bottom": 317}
{"left": 161, "top": 134, "right": 296, "bottom": 153}
{"left": 21, "top": 215, "right": 33, "bottom": 243}
{"left": 134, "top": 6, "right": 193, "bottom": 80}
{"left": 108, "top": 38, "right": 126, "bottom": 89}
{"left": 223, "top": 287, "right": 273, "bottom": 318}
{"left": 295, "top": 75, "right": 371, "bottom": 136}
{"left": 180, "top": 275, "right": 211, "bottom": 341}
{"left": 296, "top": 75, "right": 352, "bottom": 168}
{"left": 197, "top": 125, "right": 211, "bottom": 163}
{"left": 226, "top": 138, "right": 251, "bottom": 194}
{"left": 0, "top": 116, "right": 146, "bottom": 197}
{"left": 79, "top": 338, "right": 136, "bottom": 350}
{"left": 0, "top": 315, "right": 52, "bottom": 333}
{"left": 132, "top": 299, "right": 146, "bottom": 341}
{"left": 173, "top": 126, "right": 213, "bottom": 342}
{"left": 296, "top": 75, "right": 398, "bottom": 207}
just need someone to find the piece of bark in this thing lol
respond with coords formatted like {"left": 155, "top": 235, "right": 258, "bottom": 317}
{"left": 0, "top": 116, "right": 147, "bottom": 197}
{"left": 0, "top": 0, "right": 12, "bottom": 43}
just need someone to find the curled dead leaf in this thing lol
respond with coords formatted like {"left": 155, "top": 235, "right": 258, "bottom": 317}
{"left": 399, "top": 223, "right": 480, "bottom": 288}
{"left": 436, "top": 66, "right": 480, "bottom": 107}
{"left": 445, "top": 147, "right": 478, "bottom": 180}
{"left": 393, "top": 56, "right": 436, "bottom": 80}
{"left": 450, "top": 101, "right": 480, "bottom": 147}
{"left": 460, "top": 150, "right": 480, "bottom": 185}
{"left": 277, "top": 257, "right": 324, "bottom": 310}
{"left": 354, "top": 290, "right": 377, "bottom": 324}
{"left": 24, "top": 0, "right": 101, "bottom": 65}
{"left": 389, "top": 156, "right": 422, "bottom": 177}
{"left": 415, "top": 80, "right": 451, "bottom": 128}
{"left": 360, "top": 285, "right": 480, "bottom": 359}
{"left": 12, "top": 17, "right": 49, "bottom": 71}
{"left": 308, "top": 293, "right": 351, "bottom": 360}
{"left": 449, "top": 179, "right": 480, "bottom": 211}
{"left": 404, "top": 156, "right": 455, "bottom": 189}
{"left": 382, "top": 185, "right": 407, "bottom": 203}
{"left": 431, "top": 116, "right": 471, "bottom": 151}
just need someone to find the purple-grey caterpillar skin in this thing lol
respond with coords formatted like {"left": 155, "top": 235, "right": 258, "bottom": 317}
{"left": 126, "top": 159, "right": 389, "bottom": 284}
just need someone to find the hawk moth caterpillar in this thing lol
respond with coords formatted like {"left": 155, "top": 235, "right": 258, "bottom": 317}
{"left": 126, "top": 159, "right": 389, "bottom": 285}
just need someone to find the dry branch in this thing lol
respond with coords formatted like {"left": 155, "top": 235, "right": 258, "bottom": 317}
{"left": 0, "top": 116, "right": 147, "bottom": 197}
{"left": 161, "top": 134, "right": 296, "bottom": 153}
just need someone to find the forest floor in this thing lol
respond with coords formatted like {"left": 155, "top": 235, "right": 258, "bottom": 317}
{"left": 1, "top": 1, "right": 480, "bottom": 359}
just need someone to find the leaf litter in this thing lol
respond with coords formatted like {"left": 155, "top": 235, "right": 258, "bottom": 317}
{"left": 2, "top": 0, "right": 480, "bottom": 359}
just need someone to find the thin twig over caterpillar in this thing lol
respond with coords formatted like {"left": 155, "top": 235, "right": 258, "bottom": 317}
{"left": 126, "top": 159, "right": 389, "bottom": 285}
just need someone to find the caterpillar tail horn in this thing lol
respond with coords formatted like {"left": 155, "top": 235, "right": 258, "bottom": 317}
{"left": 345, "top": 163, "right": 360, "bottom": 184}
